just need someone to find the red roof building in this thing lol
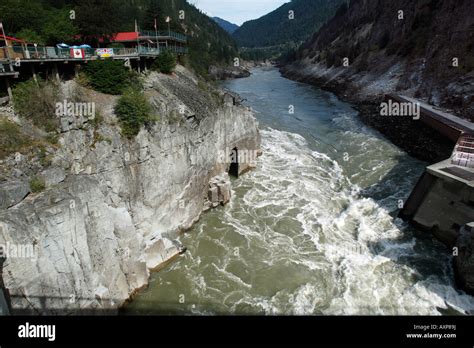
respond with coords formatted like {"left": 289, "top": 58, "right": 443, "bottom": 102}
{"left": 112, "top": 32, "right": 139, "bottom": 43}
{"left": 0, "top": 35, "right": 26, "bottom": 46}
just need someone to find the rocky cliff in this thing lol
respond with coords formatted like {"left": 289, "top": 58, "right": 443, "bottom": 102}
{"left": 0, "top": 66, "right": 261, "bottom": 314}
{"left": 281, "top": 0, "right": 474, "bottom": 162}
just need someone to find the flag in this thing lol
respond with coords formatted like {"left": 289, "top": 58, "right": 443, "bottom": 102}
{"left": 154, "top": 18, "right": 157, "bottom": 30}
{"left": 71, "top": 48, "right": 85, "bottom": 59}
{"left": 166, "top": 16, "right": 171, "bottom": 23}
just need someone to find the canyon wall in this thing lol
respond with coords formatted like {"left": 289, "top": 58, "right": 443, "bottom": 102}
{"left": 0, "top": 66, "right": 261, "bottom": 314}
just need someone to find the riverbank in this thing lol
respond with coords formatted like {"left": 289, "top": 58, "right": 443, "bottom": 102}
{"left": 280, "top": 63, "right": 455, "bottom": 164}
{"left": 208, "top": 65, "right": 251, "bottom": 80}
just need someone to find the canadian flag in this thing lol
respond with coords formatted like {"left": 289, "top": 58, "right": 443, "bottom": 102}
{"left": 71, "top": 48, "right": 85, "bottom": 59}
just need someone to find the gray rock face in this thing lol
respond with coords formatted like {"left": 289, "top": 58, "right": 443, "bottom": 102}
{"left": 455, "top": 223, "right": 474, "bottom": 295}
{"left": 39, "top": 167, "right": 66, "bottom": 188}
{"left": 0, "top": 67, "right": 261, "bottom": 314}
{"left": 208, "top": 65, "right": 251, "bottom": 80}
{"left": 0, "top": 181, "right": 30, "bottom": 209}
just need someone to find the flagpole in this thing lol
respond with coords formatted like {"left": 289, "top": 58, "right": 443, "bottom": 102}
{"left": 166, "top": 17, "right": 171, "bottom": 49}
{"left": 0, "top": 22, "right": 11, "bottom": 61}
{"left": 155, "top": 18, "right": 159, "bottom": 50}
{"left": 135, "top": 19, "right": 140, "bottom": 53}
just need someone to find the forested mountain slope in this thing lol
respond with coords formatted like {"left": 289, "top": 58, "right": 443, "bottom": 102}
{"left": 233, "top": 0, "right": 344, "bottom": 48}
{"left": 213, "top": 17, "right": 239, "bottom": 34}
{"left": 282, "top": 0, "right": 474, "bottom": 162}
{"left": 283, "top": 0, "right": 474, "bottom": 120}
{"left": 0, "top": 0, "right": 238, "bottom": 76}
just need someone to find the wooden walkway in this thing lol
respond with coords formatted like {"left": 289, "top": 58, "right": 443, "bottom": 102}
{"left": 0, "top": 30, "right": 187, "bottom": 71}
{"left": 1, "top": 45, "right": 187, "bottom": 64}
{"left": 0, "top": 31, "right": 188, "bottom": 100}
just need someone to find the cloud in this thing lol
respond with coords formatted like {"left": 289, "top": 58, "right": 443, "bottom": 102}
{"left": 191, "top": 0, "right": 289, "bottom": 26}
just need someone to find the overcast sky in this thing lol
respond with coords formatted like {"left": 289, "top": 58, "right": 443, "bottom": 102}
{"left": 191, "top": 0, "right": 289, "bottom": 25}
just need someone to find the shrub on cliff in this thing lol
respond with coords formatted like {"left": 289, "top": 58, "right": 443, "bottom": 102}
{"left": 0, "top": 119, "right": 29, "bottom": 159}
{"left": 115, "top": 88, "right": 153, "bottom": 138}
{"left": 152, "top": 50, "right": 177, "bottom": 74}
{"left": 12, "top": 78, "right": 59, "bottom": 132}
{"left": 83, "top": 60, "right": 130, "bottom": 95}
{"left": 29, "top": 176, "right": 46, "bottom": 193}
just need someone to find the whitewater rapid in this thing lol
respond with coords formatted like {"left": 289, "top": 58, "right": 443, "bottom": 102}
{"left": 125, "top": 68, "right": 474, "bottom": 315}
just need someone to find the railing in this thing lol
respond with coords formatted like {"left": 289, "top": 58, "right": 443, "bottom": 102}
{"left": 0, "top": 43, "right": 188, "bottom": 62}
{"left": 0, "top": 46, "right": 96, "bottom": 60}
{"left": 114, "top": 47, "right": 139, "bottom": 56}
{"left": 138, "top": 46, "right": 160, "bottom": 55}
{"left": 140, "top": 30, "right": 187, "bottom": 43}
{"left": 452, "top": 133, "right": 474, "bottom": 168}
{"left": 139, "top": 45, "right": 188, "bottom": 55}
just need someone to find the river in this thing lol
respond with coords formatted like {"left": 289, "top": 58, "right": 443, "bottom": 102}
{"left": 124, "top": 67, "right": 474, "bottom": 315}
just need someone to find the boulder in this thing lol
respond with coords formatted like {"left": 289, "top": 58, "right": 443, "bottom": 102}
{"left": 208, "top": 174, "right": 232, "bottom": 207}
{"left": 208, "top": 186, "right": 219, "bottom": 207}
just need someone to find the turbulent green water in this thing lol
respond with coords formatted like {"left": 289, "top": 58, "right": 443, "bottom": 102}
{"left": 125, "top": 68, "right": 474, "bottom": 315}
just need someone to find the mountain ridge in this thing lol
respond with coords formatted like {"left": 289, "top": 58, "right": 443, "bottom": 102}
{"left": 213, "top": 17, "right": 239, "bottom": 34}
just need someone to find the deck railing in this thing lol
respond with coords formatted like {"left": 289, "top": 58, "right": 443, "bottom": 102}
{"left": 452, "top": 134, "right": 474, "bottom": 168}
{"left": 0, "top": 44, "right": 187, "bottom": 62}
{"left": 140, "top": 30, "right": 187, "bottom": 43}
{"left": 114, "top": 47, "right": 139, "bottom": 57}
{"left": 0, "top": 46, "right": 97, "bottom": 60}
{"left": 139, "top": 45, "right": 188, "bottom": 55}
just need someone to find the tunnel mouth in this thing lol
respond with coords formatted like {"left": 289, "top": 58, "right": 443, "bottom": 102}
{"left": 229, "top": 147, "right": 239, "bottom": 178}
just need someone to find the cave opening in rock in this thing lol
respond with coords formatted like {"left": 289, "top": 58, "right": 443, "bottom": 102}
{"left": 229, "top": 147, "right": 239, "bottom": 178}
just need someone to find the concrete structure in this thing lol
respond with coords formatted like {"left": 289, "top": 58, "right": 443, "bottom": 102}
{"left": 396, "top": 94, "right": 474, "bottom": 247}
{"left": 400, "top": 159, "right": 474, "bottom": 246}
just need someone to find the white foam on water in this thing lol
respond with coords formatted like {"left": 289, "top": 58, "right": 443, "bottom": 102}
{"left": 129, "top": 91, "right": 474, "bottom": 315}
{"left": 205, "top": 127, "right": 474, "bottom": 315}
